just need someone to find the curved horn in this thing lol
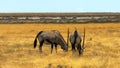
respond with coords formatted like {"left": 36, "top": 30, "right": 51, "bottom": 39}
{"left": 82, "top": 27, "right": 86, "bottom": 49}
{"left": 67, "top": 28, "right": 69, "bottom": 46}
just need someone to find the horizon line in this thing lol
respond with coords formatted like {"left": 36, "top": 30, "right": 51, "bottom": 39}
{"left": 0, "top": 12, "right": 120, "bottom": 13}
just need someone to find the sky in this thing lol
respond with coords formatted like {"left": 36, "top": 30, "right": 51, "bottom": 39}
{"left": 0, "top": 0, "right": 120, "bottom": 12}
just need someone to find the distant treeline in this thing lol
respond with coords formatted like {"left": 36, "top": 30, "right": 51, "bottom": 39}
{"left": 0, "top": 13, "right": 120, "bottom": 23}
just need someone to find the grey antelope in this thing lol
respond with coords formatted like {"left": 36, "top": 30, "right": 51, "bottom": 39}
{"left": 34, "top": 30, "right": 69, "bottom": 54}
{"left": 69, "top": 28, "right": 85, "bottom": 55}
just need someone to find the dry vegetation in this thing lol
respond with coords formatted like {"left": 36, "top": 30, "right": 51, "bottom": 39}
{"left": 0, "top": 23, "right": 120, "bottom": 68}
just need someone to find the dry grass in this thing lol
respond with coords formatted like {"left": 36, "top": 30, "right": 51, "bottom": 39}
{"left": 0, "top": 23, "right": 120, "bottom": 68}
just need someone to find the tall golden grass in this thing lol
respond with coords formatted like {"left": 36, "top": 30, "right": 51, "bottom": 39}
{"left": 0, "top": 23, "right": 120, "bottom": 68}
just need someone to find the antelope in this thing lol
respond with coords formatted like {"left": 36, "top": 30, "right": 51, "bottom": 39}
{"left": 34, "top": 30, "right": 69, "bottom": 54}
{"left": 69, "top": 28, "right": 85, "bottom": 55}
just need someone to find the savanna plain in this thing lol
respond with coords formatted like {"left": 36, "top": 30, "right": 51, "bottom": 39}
{"left": 0, "top": 23, "right": 120, "bottom": 68}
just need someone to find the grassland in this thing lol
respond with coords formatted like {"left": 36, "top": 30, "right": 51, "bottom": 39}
{"left": 0, "top": 23, "right": 120, "bottom": 68}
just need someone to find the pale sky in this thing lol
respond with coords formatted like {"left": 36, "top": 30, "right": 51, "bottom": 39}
{"left": 0, "top": 0, "right": 120, "bottom": 12}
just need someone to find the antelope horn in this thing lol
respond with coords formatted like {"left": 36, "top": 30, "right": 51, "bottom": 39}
{"left": 82, "top": 27, "right": 86, "bottom": 49}
{"left": 67, "top": 28, "right": 69, "bottom": 46}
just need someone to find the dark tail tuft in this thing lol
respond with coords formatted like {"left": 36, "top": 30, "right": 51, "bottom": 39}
{"left": 73, "top": 28, "right": 78, "bottom": 45}
{"left": 34, "top": 38, "right": 37, "bottom": 48}
{"left": 34, "top": 31, "right": 43, "bottom": 48}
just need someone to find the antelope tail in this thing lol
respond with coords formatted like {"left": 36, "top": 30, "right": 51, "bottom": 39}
{"left": 67, "top": 28, "right": 69, "bottom": 46}
{"left": 34, "top": 31, "right": 43, "bottom": 48}
{"left": 73, "top": 28, "right": 78, "bottom": 46}
{"left": 82, "top": 28, "right": 86, "bottom": 49}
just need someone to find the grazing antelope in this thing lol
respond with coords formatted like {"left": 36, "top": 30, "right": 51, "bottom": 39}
{"left": 69, "top": 28, "right": 85, "bottom": 55}
{"left": 34, "top": 30, "right": 69, "bottom": 54}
